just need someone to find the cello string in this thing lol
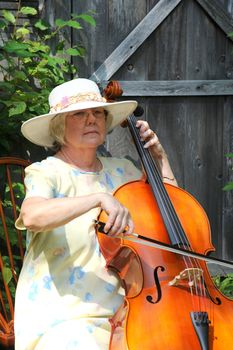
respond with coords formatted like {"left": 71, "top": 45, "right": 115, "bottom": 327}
{"left": 129, "top": 120, "right": 203, "bottom": 310}
{"left": 135, "top": 119, "right": 209, "bottom": 312}
{"left": 128, "top": 115, "right": 207, "bottom": 311}
{"left": 133, "top": 119, "right": 208, "bottom": 311}
{"left": 129, "top": 115, "right": 188, "bottom": 245}
{"left": 129, "top": 115, "right": 191, "bottom": 246}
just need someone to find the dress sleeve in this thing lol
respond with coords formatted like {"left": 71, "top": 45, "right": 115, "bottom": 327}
{"left": 24, "top": 162, "right": 56, "bottom": 199}
{"left": 15, "top": 162, "right": 56, "bottom": 230}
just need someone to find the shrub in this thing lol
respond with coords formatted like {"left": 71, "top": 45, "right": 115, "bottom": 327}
{"left": 0, "top": 4, "right": 95, "bottom": 153}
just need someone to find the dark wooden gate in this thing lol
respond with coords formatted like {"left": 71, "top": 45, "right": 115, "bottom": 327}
{"left": 1, "top": 0, "right": 233, "bottom": 260}
{"left": 74, "top": 0, "right": 233, "bottom": 261}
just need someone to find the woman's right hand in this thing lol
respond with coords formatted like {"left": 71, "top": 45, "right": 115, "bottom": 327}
{"left": 99, "top": 193, "right": 134, "bottom": 236}
{"left": 19, "top": 192, "right": 134, "bottom": 234}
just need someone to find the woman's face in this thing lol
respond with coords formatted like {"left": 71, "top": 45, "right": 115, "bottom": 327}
{"left": 64, "top": 107, "right": 107, "bottom": 149}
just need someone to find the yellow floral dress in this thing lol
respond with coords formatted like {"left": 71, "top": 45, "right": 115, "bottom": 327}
{"left": 15, "top": 156, "right": 141, "bottom": 350}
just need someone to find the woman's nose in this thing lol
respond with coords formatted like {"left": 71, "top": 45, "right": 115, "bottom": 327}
{"left": 86, "top": 110, "right": 96, "bottom": 123}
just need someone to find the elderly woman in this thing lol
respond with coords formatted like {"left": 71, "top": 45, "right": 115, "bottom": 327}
{"left": 15, "top": 78, "right": 177, "bottom": 350}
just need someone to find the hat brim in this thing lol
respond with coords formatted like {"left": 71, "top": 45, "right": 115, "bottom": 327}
{"left": 21, "top": 100, "right": 138, "bottom": 147}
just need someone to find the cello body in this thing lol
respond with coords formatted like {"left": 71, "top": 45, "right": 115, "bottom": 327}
{"left": 98, "top": 180, "right": 233, "bottom": 350}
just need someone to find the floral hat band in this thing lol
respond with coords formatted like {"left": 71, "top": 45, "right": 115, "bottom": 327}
{"left": 50, "top": 92, "right": 107, "bottom": 113}
{"left": 21, "top": 78, "right": 138, "bottom": 147}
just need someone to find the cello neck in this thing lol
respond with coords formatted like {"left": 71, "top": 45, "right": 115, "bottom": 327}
{"left": 127, "top": 114, "right": 188, "bottom": 248}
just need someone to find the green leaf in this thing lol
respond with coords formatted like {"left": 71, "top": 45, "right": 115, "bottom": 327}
{"left": 9, "top": 102, "right": 27, "bottom": 117}
{"left": 55, "top": 19, "right": 82, "bottom": 29}
{"left": 13, "top": 70, "right": 28, "bottom": 80}
{"left": 225, "top": 153, "right": 233, "bottom": 158}
{"left": 76, "top": 46, "right": 85, "bottom": 56}
{"left": 4, "top": 40, "right": 29, "bottom": 53}
{"left": 223, "top": 183, "right": 233, "bottom": 191}
{"left": 14, "top": 50, "right": 34, "bottom": 58}
{"left": 3, "top": 40, "right": 34, "bottom": 56}
{"left": 2, "top": 10, "right": 16, "bottom": 24}
{"left": 66, "top": 47, "right": 84, "bottom": 56}
{"left": 47, "top": 56, "right": 65, "bottom": 66}
{"left": 23, "top": 21, "right": 30, "bottom": 28}
{"left": 28, "top": 42, "right": 49, "bottom": 53}
{"left": 0, "top": 81, "right": 15, "bottom": 93}
{"left": 3, "top": 266, "right": 13, "bottom": 285}
{"left": 55, "top": 19, "right": 67, "bottom": 28}
{"left": 76, "top": 14, "right": 96, "bottom": 26}
{"left": 56, "top": 40, "right": 65, "bottom": 51}
{"left": 0, "top": 19, "right": 6, "bottom": 29}
{"left": 35, "top": 19, "right": 49, "bottom": 31}
{"left": 19, "top": 7, "right": 37, "bottom": 16}
{"left": 66, "top": 20, "right": 82, "bottom": 29}
{"left": 16, "top": 27, "right": 30, "bottom": 38}
{"left": 219, "top": 277, "right": 233, "bottom": 297}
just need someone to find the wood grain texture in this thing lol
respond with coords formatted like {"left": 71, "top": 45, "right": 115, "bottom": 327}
{"left": 100, "top": 80, "right": 233, "bottom": 96}
{"left": 196, "top": 0, "right": 233, "bottom": 39}
{"left": 90, "top": 0, "right": 183, "bottom": 81}
{"left": 2, "top": 0, "right": 233, "bottom": 259}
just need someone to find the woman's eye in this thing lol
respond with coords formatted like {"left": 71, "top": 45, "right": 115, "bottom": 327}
{"left": 94, "top": 110, "right": 104, "bottom": 117}
{"left": 74, "top": 112, "right": 85, "bottom": 117}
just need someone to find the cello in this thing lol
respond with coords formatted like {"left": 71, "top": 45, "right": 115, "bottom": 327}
{"left": 96, "top": 81, "right": 233, "bottom": 350}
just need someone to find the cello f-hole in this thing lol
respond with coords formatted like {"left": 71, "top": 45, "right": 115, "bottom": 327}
{"left": 146, "top": 265, "right": 165, "bottom": 304}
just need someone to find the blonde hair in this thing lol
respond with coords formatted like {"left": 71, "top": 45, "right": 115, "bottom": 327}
{"left": 49, "top": 114, "right": 66, "bottom": 149}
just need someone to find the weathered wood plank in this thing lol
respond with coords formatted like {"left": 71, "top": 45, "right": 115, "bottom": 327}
{"left": 41, "top": 0, "right": 71, "bottom": 55}
{"left": 196, "top": 0, "right": 233, "bottom": 40}
{"left": 146, "top": 0, "right": 187, "bottom": 81}
{"left": 0, "top": 1, "right": 38, "bottom": 5}
{"left": 218, "top": 0, "right": 233, "bottom": 14}
{"left": 222, "top": 96, "right": 233, "bottom": 260}
{"left": 72, "top": 0, "right": 109, "bottom": 78}
{"left": 182, "top": 97, "right": 224, "bottom": 257}
{"left": 101, "top": 0, "right": 148, "bottom": 158}
{"left": 107, "top": 0, "right": 148, "bottom": 82}
{"left": 100, "top": 80, "right": 233, "bottom": 96}
{"left": 90, "top": 0, "right": 183, "bottom": 81}
{"left": 0, "top": 1, "right": 39, "bottom": 10}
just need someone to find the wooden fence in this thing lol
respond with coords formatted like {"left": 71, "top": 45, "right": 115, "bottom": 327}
{"left": 1, "top": 0, "right": 233, "bottom": 261}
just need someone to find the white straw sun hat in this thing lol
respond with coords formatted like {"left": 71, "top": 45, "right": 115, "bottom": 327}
{"left": 21, "top": 78, "right": 138, "bottom": 147}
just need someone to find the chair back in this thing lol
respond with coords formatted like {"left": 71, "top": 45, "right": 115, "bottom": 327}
{"left": 0, "top": 157, "right": 30, "bottom": 348}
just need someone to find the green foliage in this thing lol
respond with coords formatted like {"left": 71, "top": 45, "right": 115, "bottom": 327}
{"left": 212, "top": 273, "right": 233, "bottom": 299}
{"left": 223, "top": 153, "right": 233, "bottom": 191}
{"left": 0, "top": 4, "right": 95, "bottom": 153}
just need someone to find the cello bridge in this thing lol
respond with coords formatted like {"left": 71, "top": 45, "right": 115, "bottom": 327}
{"left": 168, "top": 268, "right": 203, "bottom": 287}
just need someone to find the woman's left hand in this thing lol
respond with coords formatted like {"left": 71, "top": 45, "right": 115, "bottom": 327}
{"left": 136, "top": 120, "right": 178, "bottom": 186}
{"left": 136, "top": 120, "right": 166, "bottom": 160}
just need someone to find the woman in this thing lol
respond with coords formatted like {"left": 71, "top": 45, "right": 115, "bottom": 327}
{"left": 15, "top": 78, "right": 177, "bottom": 350}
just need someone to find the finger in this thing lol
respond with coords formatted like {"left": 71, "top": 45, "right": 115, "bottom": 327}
{"left": 116, "top": 211, "right": 130, "bottom": 235}
{"left": 108, "top": 209, "right": 127, "bottom": 236}
{"left": 140, "top": 129, "right": 155, "bottom": 141}
{"left": 104, "top": 211, "right": 118, "bottom": 233}
{"left": 144, "top": 137, "right": 158, "bottom": 149}
{"left": 113, "top": 210, "right": 134, "bottom": 236}
{"left": 136, "top": 120, "right": 149, "bottom": 133}
{"left": 123, "top": 217, "right": 134, "bottom": 235}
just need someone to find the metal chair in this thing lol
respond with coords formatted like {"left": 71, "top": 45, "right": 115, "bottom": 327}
{"left": 0, "top": 157, "right": 30, "bottom": 348}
